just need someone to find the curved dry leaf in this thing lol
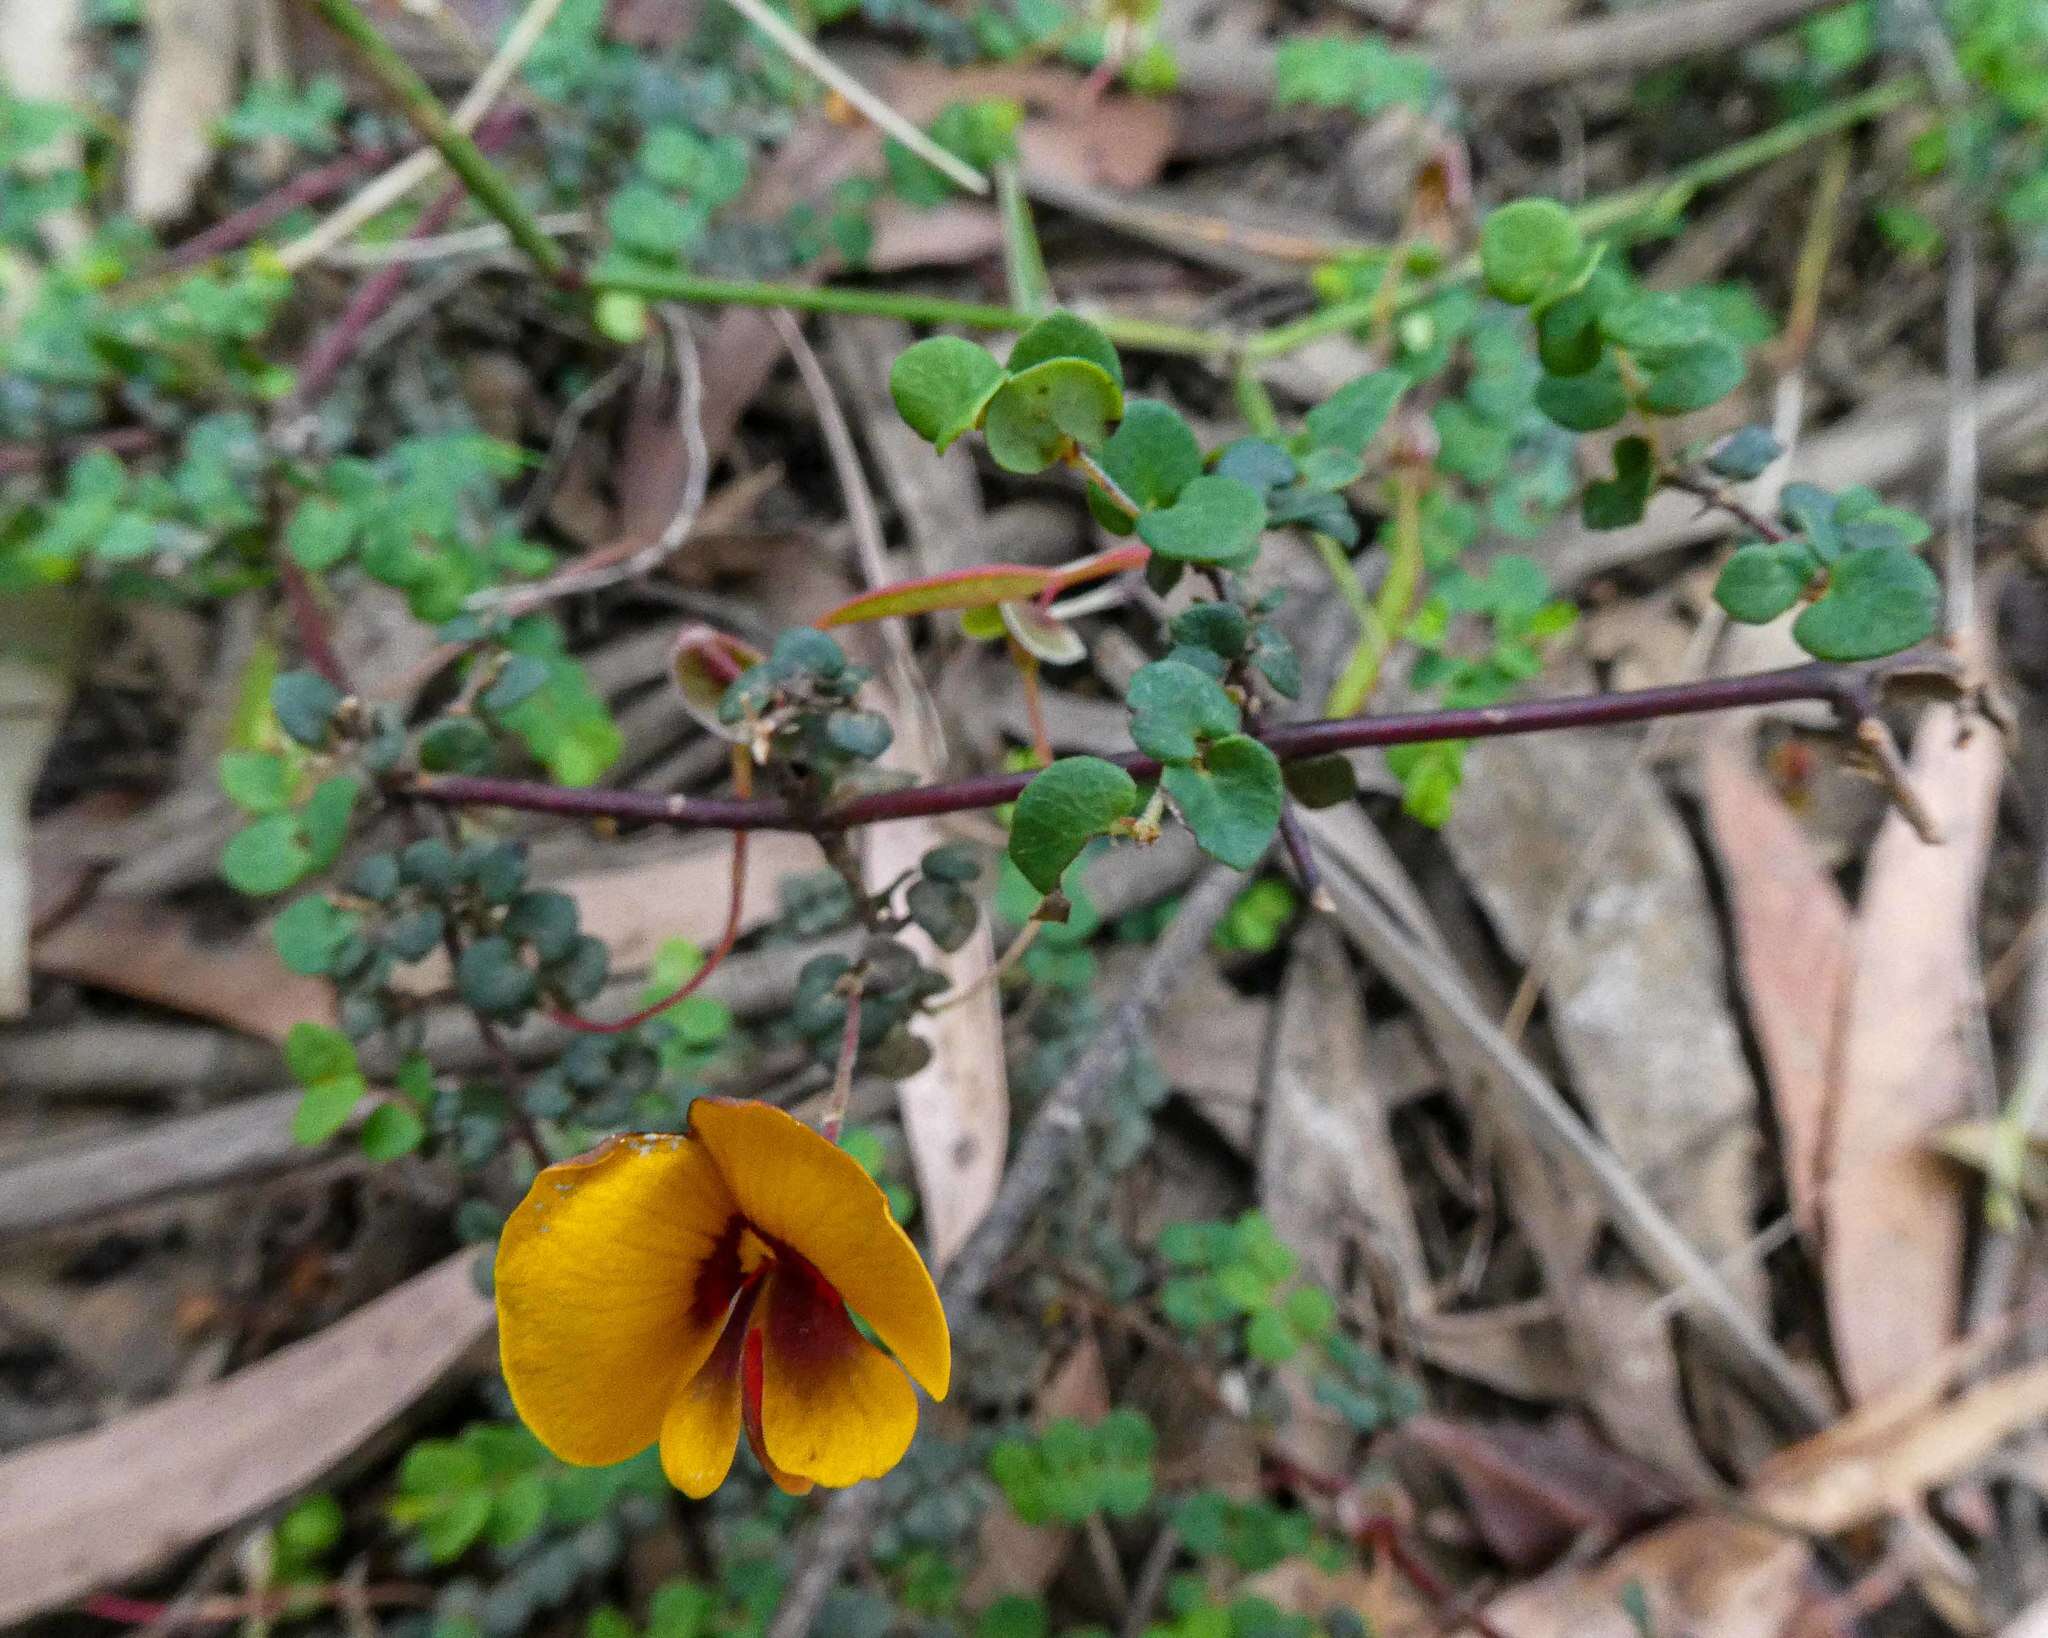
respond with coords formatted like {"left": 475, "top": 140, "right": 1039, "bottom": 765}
{"left": 1826, "top": 701, "right": 2001, "bottom": 1403}
{"left": 1699, "top": 725, "right": 1851, "bottom": 1236}
{"left": 0, "top": 1253, "right": 491, "bottom": 1625}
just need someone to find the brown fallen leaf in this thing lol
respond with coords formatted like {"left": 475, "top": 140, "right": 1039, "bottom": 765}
{"left": 1452, "top": 1328, "right": 2048, "bottom": 1638}
{"left": 1825, "top": 701, "right": 2002, "bottom": 1403}
{"left": 1444, "top": 719, "right": 1766, "bottom": 1307}
{"left": 1457, "top": 1513, "right": 1810, "bottom": 1638}
{"left": 1699, "top": 724, "right": 1852, "bottom": 1236}
{"left": 127, "top": 0, "right": 246, "bottom": 224}
{"left": 0, "top": 1089, "right": 321, "bottom": 1241}
{"left": 0, "top": 590, "right": 88, "bottom": 1018}
{"left": 33, "top": 897, "right": 336, "bottom": 1040}
{"left": 0, "top": 1252, "right": 491, "bottom": 1626}
{"left": 1401, "top": 1414, "right": 1686, "bottom": 1571}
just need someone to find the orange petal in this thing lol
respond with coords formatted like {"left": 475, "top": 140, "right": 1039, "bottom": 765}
{"left": 756, "top": 1261, "right": 919, "bottom": 1489}
{"left": 660, "top": 1291, "right": 756, "bottom": 1498}
{"left": 497, "top": 1134, "right": 741, "bottom": 1466}
{"left": 689, "top": 1099, "right": 951, "bottom": 1400}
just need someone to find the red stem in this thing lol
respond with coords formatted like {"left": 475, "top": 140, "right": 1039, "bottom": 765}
{"left": 157, "top": 145, "right": 393, "bottom": 272}
{"left": 0, "top": 424, "right": 159, "bottom": 479}
{"left": 404, "top": 659, "right": 1877, "bottom": 833}
{"left": 286, "top": 174, "right": 472, "bottom": 411}
{"left": 278, "top": 555, "right": 352, "bottom": 692}
{"left": 547, "top": 831, "right": 751, "bottom": 1034}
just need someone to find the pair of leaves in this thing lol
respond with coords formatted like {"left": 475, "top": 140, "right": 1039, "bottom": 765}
{"left": 1712, "top": 483, "right": 1938, "bottom": 659}
{"left": 890, "top": 313, "right": 1125, "bottom": 474}
{"left": 221, "top": 774, "right": 360, "bottom": 896}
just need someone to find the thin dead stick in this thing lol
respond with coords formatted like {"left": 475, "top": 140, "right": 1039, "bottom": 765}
{"left": 770, "top": 308, "right": 945, "bottom": 764}
{"left": 1896, "top": 0, "right": 1980, "bottom": 640}
{"left": 470, "top": 306, "right": 708, "bottom": 612}
{"left": 316, "top": 211, "right": 593, "bottom": 266}
{"left": 280, "top": 0, "right": 571, "bottom": 271}
{"left": 820, "top": 978, "right": 864, "bottom": 1141}
{"left": 929, "top": 920, "right": 1039, "bottom": 1011}
{"left": 1310, "top": 843, "right": 1833, "bottom": 1430}
{"left": 515, "top": 356, "right": 635, "bottom": 531}
{"left": 718, "top": 0, "right": 986, "bottom": 196}
{"left": 764, "top": 864, "right": 1254, "bottom": 1638}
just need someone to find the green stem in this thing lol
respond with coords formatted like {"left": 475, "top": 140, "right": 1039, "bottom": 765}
{"left": 591, "top": 267, "right": 1236, "bottom": 358}
{"left": 1326, "top": 463, "right": 1425, "bottom": 716}
{"left": 995, "top": 161, "right": 1054, "bottom": 315}
{"left": 1245, "top": 75, "right": 1920, "bottom": 362}
{"left": 1233, "top": 362, "right": 1282, "bottom": 437}
{"left": 300, "top": 0, "right": 571, "bottom": 282}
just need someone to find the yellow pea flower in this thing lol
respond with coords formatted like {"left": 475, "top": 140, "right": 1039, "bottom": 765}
{"left": 495, "top": 1098, "right": 950, "bottom": 1497}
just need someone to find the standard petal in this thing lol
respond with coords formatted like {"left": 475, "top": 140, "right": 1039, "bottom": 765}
{"left": 660, "top": 1300, "right": 752, "bottom": 1498}
{"left": 755, "top": 1262, "right": 919, "bottom": 1489}
{"left": 497, "top": 1133, "right": 742, "bottom": 1466}
{"left": 689, "top": 1099, "right": 951, "bottom": 1400}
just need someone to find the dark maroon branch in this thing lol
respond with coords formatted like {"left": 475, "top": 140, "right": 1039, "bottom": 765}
{"left": 1662, "top": 469, "right": 1794, "bottom": 543}
{"left": 403, "top": 655, "right": 1919, "bottom": 833}
{"left": 157, "top": 145, "right": 394, "bottom": 273}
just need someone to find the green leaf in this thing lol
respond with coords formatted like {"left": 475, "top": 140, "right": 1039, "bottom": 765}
{"left": 360, "top": 1100, "right": 427, "bottom": 1160}
{"left": 223, "top": 814, "right": 312, "bottom": 895}
{"left": 1536, "top": 289, "right": 1604, "bottom": 376}
{"left": 976, "top": 1596, "right": 1050, "bottom": 1638}
{"left": 482, "top": 653, "right": 550, "bottom": 713}
{"left": 421, "top": 717, "right": 496, "bottom": 773}
{"left": 272, "top": 669, "right": 343, "bottom": 747}
{"left": 1707, "top": 426, "right": 1782, "bottom": 480}
{"left": 1479, "top": 199, "right": 1583, "bottom": 305}
{"left": 1009, "top": 757, "right": 1139, "bottom": 893}
{"left": 1535, "top": 358, "right": 1630, "bottom": 432}
{"left": 1273, "top": 34, "right": 1436, "bottom": 113}
{"left": 301, "top": 775, "right": 360, "bottom": 868}
{"left": 1164, "top": 735, "right": 1283, "bottom": 870}
{"left": 907, "top": 878, "right": 977, "bottom": 952}
{"left": 1714, "top": 542, "right": 1815, "bottom": 624}
{"left": 286, "top": 1022, "right": 366, "bottom": 1144}
{"left": 1091, "top": 398, "right": 1203, "bottom": 531}
{"left": 1170, "top": 602, "right": 1250, "bottom": 665}
{"left": 1006, "top": 312, "right": 1123, "bottom": 389}
{"left": 1599, "top": 289, "right": 1709, "bottom": 353}
{"left": 1582, "top": 435, "right": 1654, "bottom": 530}
{"left": 1283, "top": 752, "right": 1358, "bottom": 810}
{"left": 1245, "top": 1307, "right": 1301, "bottom": 1363}
{"left": 889, "top": 336, "right": 1007, "bottom": 453}
{"left": 982, "top": 358, "right": 1124, "bottom": 474}
{"left": 1304, "top": 369, "right": 1408, "bottom": 456}
{"left": 457, "top": 936, "right": 539, "bottom": 1017}
{"left": 286, "top": 497, "right": 357, "bottom": 570}
{"left": 494, "top": 619, "right": 623, "bottom": 787}
{"left": 1284, "top": 1284, "right": 1337, "bottom": 1338}
{"left": 505, "top": 890, "right": 581, "bottom": 963}
{"left": 1126, "top": 660, "right": 1240, "bottom": 764}
{"left": 1136, "top": 474, "right": 1267, "bottom": 567}
{"left": 1637, "top": 336, "right": 1746, "bottom": 415}
{"left": 1834, "top": 487, "right": 1933, "bottom": 553}
{"left": 219, "top": 750, "right": 290, "bottom": 813}
{"left": 1214, "top": 438, "right": 1296, "bottom": 491}
{"left": 274, "top": 894, "right": 358, "bottom": 976}
{"left": 1791, "top": 545, "right": 1940, "bottom": 660}
{"left": 1385, "top": 739, "right": 1465, "bottom": 827}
